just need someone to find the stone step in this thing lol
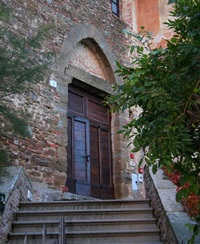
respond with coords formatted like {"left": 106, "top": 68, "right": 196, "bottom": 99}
{"left": 11, "top": 218, "right": 158, "bottom": 233}
{"left": 8, "top": 229, "right": 161, "bottom": 244}
{"left": 7, "top": 232, "right": 58, "bottom": 244}
{"left": 66, "top": 229, "right": 161, "bottom": 243}
{"left": 15, "top": 207, "right": 154, "bottom": 221}
{"left": 8, "top": 199, "right": 162, "bottom": 243}
{"left": 19, "top": 199, "right": 151, "bottom": 211}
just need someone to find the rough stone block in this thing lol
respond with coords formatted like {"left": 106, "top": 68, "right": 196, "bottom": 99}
{"left": 53, "top": 171, "right": 66, "bottom": 188}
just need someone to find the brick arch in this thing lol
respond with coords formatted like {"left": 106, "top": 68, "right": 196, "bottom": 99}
{"left": 56, "top": 23, "right": 120, "bottom": 85}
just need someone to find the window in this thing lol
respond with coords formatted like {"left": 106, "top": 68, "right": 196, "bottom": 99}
{"left": 111, "top": 0, "right": 119, "bottom": 17}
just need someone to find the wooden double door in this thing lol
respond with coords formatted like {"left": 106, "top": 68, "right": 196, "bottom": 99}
{"left": 66, "top": 83, "right": 114, "bottom": 199}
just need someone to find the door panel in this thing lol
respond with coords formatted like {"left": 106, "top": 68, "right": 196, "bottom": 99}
{"left": 90, "top": 124, "right": 101, "bottom": 198}
{"left": 74, "top": 119, "right": 88, "bottom": 181}
{"left": 68, "top": 90, "right": 84, "bottom": 115}
{"left": 90, "top": 124, "right": 113, "bottom": 199}
{"left": 88, "top": 99, "right": 108, "bottom": 123}
{"left": 67, "top": 83, "right": 114, "bottom": 199}
{"left": 67, "top": 116, "right": 90, "bottom": 196}
{"left": 90, "top": 125, "right": 100, "bottom": 185}
{"left": 101, "top": 128, "right": 111, "bottom": 186}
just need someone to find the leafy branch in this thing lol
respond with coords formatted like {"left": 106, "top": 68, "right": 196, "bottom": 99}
{"left": 106, "top": 0, "right": 200, "bottom": 242}
{"left": 0, "top": 2, "right": 54, "bottom": 163}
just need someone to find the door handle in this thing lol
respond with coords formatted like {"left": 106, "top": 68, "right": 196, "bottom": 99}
{"left": 84, "top": 155, "right": 90, "bottom": 161}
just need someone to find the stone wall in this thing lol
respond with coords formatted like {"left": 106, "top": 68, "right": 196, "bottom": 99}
{"left": 0, "top": 0, "right": 132, "bottom": 197}
{"left": 144, "top": 167, "right": 178, "bottom": 243}
{"left": 144, "top": 167, "right": 200, "bottom": 243}
{"left": 0, "top": 0, "right": 173, "bottom": 199}
{"left": 0, "top": 166, "right": 32, "bottom": 243}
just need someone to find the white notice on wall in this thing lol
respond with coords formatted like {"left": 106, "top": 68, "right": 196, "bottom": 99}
{"left": 132, "top": 173, "right": 138, "bottom": 190}
{"left": 50, "top": 79, "right": 57, "bottom": 88}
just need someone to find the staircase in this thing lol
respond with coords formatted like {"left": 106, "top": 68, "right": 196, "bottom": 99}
{"left": 7, "top": 199, "right": 162, "bottom": 244}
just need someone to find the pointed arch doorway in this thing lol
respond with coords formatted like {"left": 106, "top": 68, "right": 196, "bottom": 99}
{"left": 66, "top": 81, "right": 114, "bottom": 199}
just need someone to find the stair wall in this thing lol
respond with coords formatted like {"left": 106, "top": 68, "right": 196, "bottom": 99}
{"left": 0, "top": 167, "right": 31, "bottom": 244}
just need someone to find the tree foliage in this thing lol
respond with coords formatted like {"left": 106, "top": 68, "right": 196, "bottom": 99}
{"left": 0, "top": 3, "right": 53, "bottom": 163}
{"left": 106, "top": 0, "right": 200, "bottom": 240}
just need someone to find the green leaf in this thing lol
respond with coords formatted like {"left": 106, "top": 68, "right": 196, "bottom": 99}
{"left": 116, "top": 61, "right": 122, "bottom": 69}
{"left": 0, "top": 3, "right": 54, "bottom": 156}
{"left": 106, "top": 1, "right": 200, "bottom": 230}
{"left": 0, "top": 149, "right": 8, "bottom": 164}
{"left": 176, "top": 189, "right": 184, "bottom": 202}
{"left": 168, "top": 0, "right": 177, "bottom": 5}
{"left": 152, "top": 164, "right": 158, "bottom": 174}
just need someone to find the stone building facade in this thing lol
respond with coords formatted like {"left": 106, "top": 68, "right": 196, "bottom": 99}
{"left": 0, "top": 0, "right": 172, "bottom": 199}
